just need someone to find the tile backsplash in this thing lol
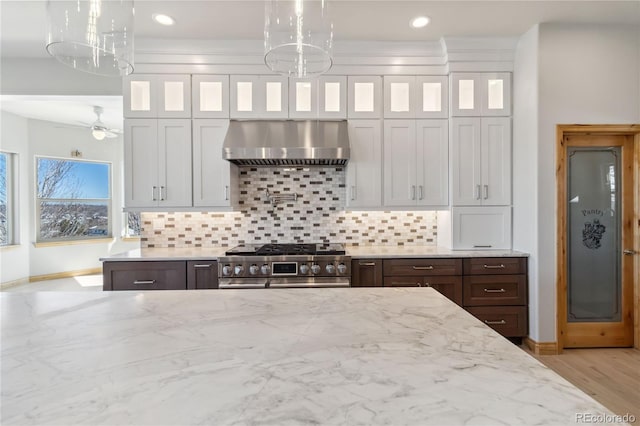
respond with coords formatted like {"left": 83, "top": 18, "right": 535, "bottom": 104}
{"left": 141, "top": 167, "right": 437, "bottom": 248}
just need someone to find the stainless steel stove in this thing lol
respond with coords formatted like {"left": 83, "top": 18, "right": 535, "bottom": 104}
{"left": 218, "top": 243, "right": 351, "bottom": 289}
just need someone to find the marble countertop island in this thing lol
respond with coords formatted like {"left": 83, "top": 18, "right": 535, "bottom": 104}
{"left": 1, "top": 289, "right": 617, "bottom": 425}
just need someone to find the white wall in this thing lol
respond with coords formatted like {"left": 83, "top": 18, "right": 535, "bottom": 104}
{"left": 0, "top": 111, "right": 31, "bottom": 284}
{"left": 26, "top": 119, "right": 139, "bottom": 278}
{"left": 516, "top": 23, "right": 640, "bottom": 342}
{"left": 513, "top": 25, "right": 540, "bottom": 340}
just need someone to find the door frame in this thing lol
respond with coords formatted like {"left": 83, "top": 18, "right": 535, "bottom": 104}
{"left": 556, "top": 124, "right": 640, "bottom": 352}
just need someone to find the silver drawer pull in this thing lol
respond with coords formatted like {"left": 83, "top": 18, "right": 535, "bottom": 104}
{"left": 484, "top": 319, "right": 506, "bottom": 325}
{"left": 483, "top": 264, "right": 505, "bottom": 269}
{"left": 484, "top": 288, "right": 506, "bottom": 293}
{"left": 473, "top": 245, "right": 492, "bottom": 248}
{"left": 424, "top": 282, "right": 430, "bottom": 287}
{"left": 359, "top": 262, "right": 376, "bottom": 266}
{"left": 133, "top": 280, "right": 156, "bottom": 285}
{"left": 413, "top": 266, "right": 434, "bottom": 270}
{"left": 193, "top": 264, "right": 212, "bottom": 268}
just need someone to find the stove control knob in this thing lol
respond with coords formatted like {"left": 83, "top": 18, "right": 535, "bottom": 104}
{"left": 260, "top": 264, "right": 270, "bottom": 275}
{"left": 325, "top": 263, "right": 336, "bottom": 274}
{"left": 311, "top": 264, "right": 321, "bottom": 275}
{"left": 337, "top": 263, "right": 347, "bottom": 274}
{"left": 222, "top": 265, "right": 232, "bottom": 276}
{"left": 249, "top": 264, "right": 259, "bottom": 275}
{"left": 234, "top": 265, "right": 244, "bottom": 276}
{"left": 299, "top": 263, "right": 310, "bottom": 274}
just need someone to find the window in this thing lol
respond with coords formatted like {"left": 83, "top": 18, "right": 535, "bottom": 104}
{"left": 0, "top": 152, "right": 17, "bottom": 246}
{"left": 125, "top": 211, "right": 141, "bottom": 238}
{"left": 36, "top": 157, "right": 111, "bottom": 242}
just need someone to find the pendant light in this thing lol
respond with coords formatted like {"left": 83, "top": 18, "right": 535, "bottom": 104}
{"left": 46, "top": 0, "right": 135, "bottom": 77}
{"left": 264, "top": 0, "right": 334, "bottom": 78}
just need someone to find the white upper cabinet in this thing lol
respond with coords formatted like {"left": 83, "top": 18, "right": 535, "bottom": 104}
{"left": 191, "top": 75, "right": 229, "bottom": 118}
{"left": 346, "top": 120, "right": 382, "bottom": 208}
{"left": 450, "top": 72, "right": 511, "bottom": 116}
{"left": 192, "top": 119, "right": 238, "bottom": 207}
{"left": 348, "top": 76, "right": 382, "bottom": 119}
{"left": 383, "top": 119, "right": 449, "bottom": 207}
{"left": 451, "top": 117, "right": 511, "bottom": 206}
{"left": 383, "top": 76, "right": 448, "bottom": 119}
{"left": 124, "top": 74, "right": 191, "bottom": 118}
{"left": 451, "top": 206, "right": 512, "bottom": 249}
{"left": 289, "top": 76, "right": 347, "bottom": 119}
{"left": 230, "top": 75, "right": 288, "bottom": 119}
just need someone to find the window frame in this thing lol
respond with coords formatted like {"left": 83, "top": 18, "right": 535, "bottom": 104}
{"left": 0, "top": 151, "right": 18, "bottom": 246}
{"left": 35, "top": 156, "right": 113, "bottom": 243}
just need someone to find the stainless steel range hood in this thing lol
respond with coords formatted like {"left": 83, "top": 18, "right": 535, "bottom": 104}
{"left": 222, "top": 120, "right": 350, "bottom": 166}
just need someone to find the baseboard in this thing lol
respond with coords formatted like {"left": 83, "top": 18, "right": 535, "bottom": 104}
{"left": 524, "top": 337, "right": 560, "bottom": 355}
{"left": 29, "top": 267, "right": 102, "bottom": 283}
{"left": 0, "top": 277, "right": 29, "bottom": 290}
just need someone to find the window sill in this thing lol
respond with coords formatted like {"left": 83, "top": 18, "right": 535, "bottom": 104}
{"left": 34, "top": 238, "right": 114, "bottom": 248}
{"left": 121, "top": 236, "right": 141, "bottom": 242}
{"left": 0, "top": 244, "right": 21, "bottom": 251}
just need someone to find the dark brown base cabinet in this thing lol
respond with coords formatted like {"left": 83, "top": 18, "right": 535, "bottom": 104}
{"left": 103, "top": 261, "right": 218, "bottom": 291}
{"left": 351, "top": 256, "right": 528, "bottom": 338}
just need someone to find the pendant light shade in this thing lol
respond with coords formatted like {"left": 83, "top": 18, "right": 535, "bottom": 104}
{"left": 46, "top": 0, "right": 135, "bottom": 77}
{"left": 264, "top": 0, "right": 333, "bottom": 78}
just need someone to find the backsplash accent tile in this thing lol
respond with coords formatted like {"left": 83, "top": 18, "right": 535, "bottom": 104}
{"left": 140, "top": 167, "right": 437, "bottom": 248}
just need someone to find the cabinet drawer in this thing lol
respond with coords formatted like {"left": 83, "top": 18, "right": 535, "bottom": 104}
{"left": 463, "top": 257, "right": 526, "bottom": 275}
{"left": 384, "top": 276, "right": 462, "bottom": 306}
{"left": 383, "top": 258, "right": 462, "bottom": 276}
{"left": 463, "top": 275, "right": 526, "bottom": 306}
{"left": 103, "top": 261, "right": 187, "bottom": 291}
{"left": 351, "top": 259, "right": 383, "bottom": 287}
{"left": 187, "top": 261, "right": 218, "bottom": 289}
{"left": 466, "top": 306, "right": 527, "bottom": 337}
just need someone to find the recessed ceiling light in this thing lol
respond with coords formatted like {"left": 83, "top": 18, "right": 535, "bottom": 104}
{"left": 410, "top": 16, "right": 430, "bottom": 29}
{"left": 153, "top": 13, "right": 175, "bottom": 26}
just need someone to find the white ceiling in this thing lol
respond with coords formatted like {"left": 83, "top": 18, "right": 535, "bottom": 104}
{"left": 0, "top": 0, "right": 638, "bottom": 128}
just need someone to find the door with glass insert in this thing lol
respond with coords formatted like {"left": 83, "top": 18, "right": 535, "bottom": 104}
{"left": 562, "top": 133, "right": 634, "bottom": 348}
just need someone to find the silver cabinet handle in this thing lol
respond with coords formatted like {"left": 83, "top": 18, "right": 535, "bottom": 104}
{"left": 483, "top": 288, "right": 506, "bottom": 293}
{"left": 484, "top": 319, "right": 506, "bottom": 325}
{"left": 193, "top": 264, "right": 212, "bottom": 268}
{"left": 411, "top": 185, "right": 416, "bottom": 200}
{"left": 351, "top": 185, "right": 356, "bottom": 201}
{"left": 483, "top": 264, "right": 505, "bottom": 269}
{"left": 133, "top": 280, "right": 156, "bottom": 285}
{"left": 424, "top": 282, "right": 430, "bottom": 287}
{"left": 412, "top": 266, "right": 434, "bottom": 270}
{"left": 483, "top": 184, "right": 488, "bottom": 200}
{"left": 152, "top": 186, "right": 157, "bottom": 201}
{"left": 416, "top": 282, "right": 422, "bottom": 287}
{"left": 476, "top": 185, "right": 481, "bottom": 200}
{"left": 160, "top": 186, "right": 165, "bottom": 201}
{"left": 418, "top": 185, "right": 423, "bottom": 200}
{"left": 623, "top": 249, "right": 637, "bottom": 255}
{"left": 359, "top": 262, "right": 376, "bottom": 266}
{"left": 224, "top": 185, "right": 230, "bottom": 201}
{"left": 473, "top": 245, "right": 493, "bottom": 248}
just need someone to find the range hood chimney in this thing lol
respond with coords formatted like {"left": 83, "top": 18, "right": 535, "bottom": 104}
{"left": 222, "top": 120, "right": 350, "bottom": 167}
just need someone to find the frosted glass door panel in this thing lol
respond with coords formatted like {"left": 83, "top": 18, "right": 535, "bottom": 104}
{"left": 192, "top": 75, "right": 229, "bottom": 118}
{"left": 324, "top": 82, "right": 340, "bottom": 112}
{"left": 265, "top": 82, "right": 282, "bottom": 112}
{"left": 416, "top": 76, "right": 448, "bottom": 118}
{"left": 130, "top": 81, "right": 151, "bottom": 112}
{"left": 354, "top": 83, "right": 374, "bottom": 111}
{"left": 318, "top": 77, "right": 346, "bottom": 118}
{"left": 236, "top": 82, "right": 253, "bottom": 112}
{"left": 422, "top": 83, "right": 441, "bottom": 112}
{"left": 200, "top": 82, "right": 223, "bottom": 111}
{"left": 348, "top": 76, "right": 382, "bottom": 118}
{"left": 164, "top": 82, "right": 184, "bottom": 111}
{"left": 390, "top": 83, "right": 410, "bottom": 112}
{"left": 158, "top": 75, "right": 191, "bottom": 117}
{"left": 487, "top": 80, "right": 503, "bottom": 110}
{"left": 384, "top": 76, "right": 415, "bottom": 118}
{"left": 459, "top": 80, "right": 474, "bottom": 110}
{"left": 481, "top": 73, "right": 511, "bottom": 116}
{"left": 567, "top": 148, "right": 621, "bottom": 322}
{"left": 124, "top": 75, "right": 157, "bottom": 117}
{"left": 296, "top": 82, "right": 312, "bottom": 112}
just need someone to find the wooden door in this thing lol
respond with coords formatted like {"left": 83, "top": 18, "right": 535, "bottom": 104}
{"left": 558, "top": 131, "right": 636, "bottom": 348}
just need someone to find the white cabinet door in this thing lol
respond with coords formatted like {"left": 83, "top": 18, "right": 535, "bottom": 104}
{"left": 451, "top": 73, "right": 511, "bottom": 117}
{"left": 124, "top": 75, "right": 158, "bottom": 118}
{"left": 346, "top": 120, "right": 382, "bottom": 208}
{"left": 383, "top": 120, "right": 417, "bottom": 206}
{"left": 318, "top": 76, "right": 346, "bottom": 119}
{"left": 230, "top": 75, "right": 260, "bottom": 118}
{"left": 157, "top": 75, "right": 191, "bottom": 118}
{"left": 416, "top": 76, "right": 448, "bottom": 119}
{"left": 230, "top": 75, "right": 288, "bottom": 118}
{"left": 348, "top": 76, "right": 382, "bottom": 119}
{"left": 260, "top": 75, "right": 288, "bottom": 118}
{"left": 157, "top": 119, "right": 192, "bottom": 207}
{"left": 124, "top": 119, "right": 159, "bottom": 207}
{"left": 383, "top": 76, "right": 415, "bottom": 119}
{"left": 416, "top": 119, "right": 448, "bottom": 206}
{"left": 481, "top": 117, "right": 511, "bottom": 205}
{"left": 192, "top": 75, "right": 229, "bottom": 118}
{"left": 193, "top": 119, "right": 239, "bottom": 207}
{"left": 451, "top": 206, "right": 511, "bottom": 249}
{"left": 451, "top": 118, "right": 482, "bottom": 205}
{"left": 289, "top": 78, "right": 318, "bottom": 119}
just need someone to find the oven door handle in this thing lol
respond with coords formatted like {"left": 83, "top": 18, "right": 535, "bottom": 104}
{"left": 218, "top": 279, "right": 268, "bottom": 289}
{"left": 268, "top": 278, "right": 351, "bottom": 288}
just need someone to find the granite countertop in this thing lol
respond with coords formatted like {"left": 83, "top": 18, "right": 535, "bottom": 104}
{"left": 101, "top": 246, "right": 528, "bottom": 262}
{"left": 1, "top": 289, "right": 618, "bottom": 425}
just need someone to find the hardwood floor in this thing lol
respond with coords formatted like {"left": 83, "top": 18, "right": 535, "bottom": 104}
{"left": 524, "top": 347, "right": 640, "bottom": 421}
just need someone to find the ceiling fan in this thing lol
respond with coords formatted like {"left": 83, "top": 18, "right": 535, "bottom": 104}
{"left": 87, "top": 106, "right": 121, "bottom": 140}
